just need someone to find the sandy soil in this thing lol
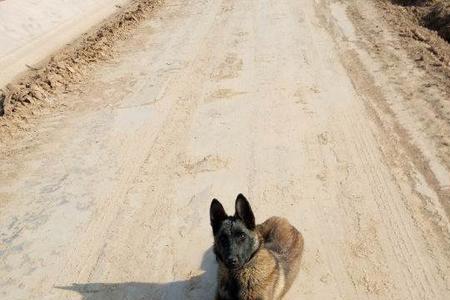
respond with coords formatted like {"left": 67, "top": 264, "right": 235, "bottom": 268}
{"left": 1, "top": 0, "right": 450, "bottom": 299}
{"left": 0, "top": 0, "right": 129, "bottom": 87}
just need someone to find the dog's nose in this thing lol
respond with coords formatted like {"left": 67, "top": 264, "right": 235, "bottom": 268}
{"left": 227, "top": 257, "right": 238, "bottom": 267}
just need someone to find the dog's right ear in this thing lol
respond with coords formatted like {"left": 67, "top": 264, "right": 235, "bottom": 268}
{"left": 210, "top": 199, "right": 227, "bottom": 234}
{"left": 235, "top": 194, "right": 255, "bottom": 230}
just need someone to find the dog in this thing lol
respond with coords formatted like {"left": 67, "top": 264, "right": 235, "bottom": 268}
{"left": 210, "top": 194, "right": 303, "bottom": 300}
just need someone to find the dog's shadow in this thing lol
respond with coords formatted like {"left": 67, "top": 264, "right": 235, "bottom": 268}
{"left": 56, "top": 248, "right": 217, "bottom": 300}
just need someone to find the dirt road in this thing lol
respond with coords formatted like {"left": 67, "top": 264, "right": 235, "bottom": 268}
{"left": 1, "top": 0, "right": 450, "bottom": 299}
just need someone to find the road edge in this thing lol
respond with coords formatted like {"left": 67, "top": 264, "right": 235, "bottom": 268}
{"left": 0, "top": 0, "right": 164, "bottom": 139}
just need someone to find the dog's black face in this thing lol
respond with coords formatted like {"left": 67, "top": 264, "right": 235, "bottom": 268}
{"left": 210, "top": 194, "right": 260, "bottom": 270}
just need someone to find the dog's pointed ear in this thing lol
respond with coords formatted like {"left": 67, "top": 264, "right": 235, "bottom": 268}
{"left": 235, "top": 194, "right": 255, "bottom": 230}
{"left": 210, "top": 199, "right": 227, "bottom": 234}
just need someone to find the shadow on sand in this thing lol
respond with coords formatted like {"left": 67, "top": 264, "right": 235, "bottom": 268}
{"left": 57, "top": 248, "right": 217, "bottom": 300}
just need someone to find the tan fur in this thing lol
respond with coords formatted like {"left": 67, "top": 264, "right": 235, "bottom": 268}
{"left": 216, "top": 217, "right": 304, "bottom": 300}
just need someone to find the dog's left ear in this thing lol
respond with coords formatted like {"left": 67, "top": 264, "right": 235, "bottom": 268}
{"left": 235, "top": 194, "right": 255, "bottom": 230}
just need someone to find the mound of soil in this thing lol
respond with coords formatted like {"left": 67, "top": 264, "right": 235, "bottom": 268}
{"left": 391, "top": 0, "right": 450, "bottom": 42}
{"left": 0, "top": 0, "right": 162, "bottom": 118}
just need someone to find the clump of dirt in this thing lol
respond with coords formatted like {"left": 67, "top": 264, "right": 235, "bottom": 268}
{"left": 390, "top": 0, "right": 450, "bottom": 42}
{"left": 0, "top": 0, "right": 162, "bottom": 120}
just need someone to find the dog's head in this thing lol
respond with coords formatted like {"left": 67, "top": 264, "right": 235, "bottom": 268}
{"left": 209, "top": 194, "right": 261, "bottom": 270}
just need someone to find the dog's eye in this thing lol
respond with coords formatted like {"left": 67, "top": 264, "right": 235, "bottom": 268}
{"left": 239, "top": 233, "right": 246, "bottom": 241}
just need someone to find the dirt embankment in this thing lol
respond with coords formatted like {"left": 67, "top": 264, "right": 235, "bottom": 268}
{"left": 392, "top": 0, "right": 450, "bottom": 42}
{"left": 0, "top": 0, "right": 162, "bottom": 124}
{"left": 377, "top": 0, "right": 450, "bottom": 102}
{"left": 373, "top": 0, "right": 450, "bottom": 178}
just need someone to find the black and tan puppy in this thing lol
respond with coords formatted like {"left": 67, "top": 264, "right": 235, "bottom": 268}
{"left": 210, "top": 194, "right": 303, "bottom": 300}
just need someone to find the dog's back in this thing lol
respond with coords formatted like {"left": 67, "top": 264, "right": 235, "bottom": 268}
{"left": 257, "top": 217, "right": 304, "bottom": 296}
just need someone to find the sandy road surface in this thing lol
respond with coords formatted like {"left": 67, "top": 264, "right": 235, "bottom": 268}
{"left": 1, "top": 0, "right": 450, "bottom": 299}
